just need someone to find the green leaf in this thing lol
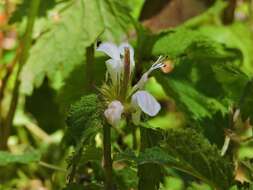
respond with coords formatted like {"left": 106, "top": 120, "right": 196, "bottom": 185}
{"left": 148, "top": 29, "right": 204, "bottom": 58}
{"left": 65, "top": 94, "right": 103, "bottom": 183}
{"left": 198, "top": 23, "right": 253, "bottom": 76}
{"left": 149, "top": 28, "right": 237, "bottom": 60}
{"left": 115, "top": 167, "right": 138, "bottom": 190}
{"left": 10, "top": 0, "right": 58, "bottom": 23}
{"left": 156, "top": 76, "right": 227, "bottom": 120}
{"left": 239, "top": 80, "right": 253, "bottom": 123}
{"left": 117, "top": 128, "right": 234, "bottom": 190}
{"left": 0, "top": 150, "right": 41, "bottom": 166}
{"left": 20, "top": 0, "right": 131, "bottom": 95}
{"left": 125, "top": 0, "right": 144, "bottom": 19}
{"left": 138, "top": 127, "right": 164, "bottom": 190}
{"left": 65, "top": 94, "right": 102, "bottom": 145}
{"left": 79, "top": 146, "right": 102, "bottom": 163}
{"left": 25, "top": 80, "right": 65, "bottom": 133}
{"left": 56, "top": 57, "right": 106, "bottom": 112}
{"left": 151, "top": 28, "right": 249, "bottom": 121}
{"left": 161, "top": 128, "right": 234, "bottom": 190}
{"left": 98, "top": 0, "right": 131, "bottom": 42}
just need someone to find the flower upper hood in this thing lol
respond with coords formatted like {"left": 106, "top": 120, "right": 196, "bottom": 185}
{"left": 97, "top": 42, "right": 135, "bottom": 85}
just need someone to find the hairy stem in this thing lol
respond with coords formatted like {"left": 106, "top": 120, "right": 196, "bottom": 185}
{"left": 0, "top": 0, "right": 41, "bottom": 150}
{"left": 86, "top": 44, "right": 94, "bottom": 90}
{"left": 103, "top": 123, "right": 113, "bottom": 190}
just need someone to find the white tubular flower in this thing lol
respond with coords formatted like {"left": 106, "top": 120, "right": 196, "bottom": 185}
{"left": 131, "top": 90, "right": 161, "bottom": 117}
{"left": 135, "top": 56, "right": 164, "bottom": 89}
{"left": 104, "top": 100, "right": 124, "bottom": 126}
{"left": 97, "top": 42, "right": 135, "bottom": 85}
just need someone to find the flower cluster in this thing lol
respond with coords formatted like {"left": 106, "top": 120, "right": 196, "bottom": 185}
{"left": 97, "top": 42, "right": 164, "bottom": 126}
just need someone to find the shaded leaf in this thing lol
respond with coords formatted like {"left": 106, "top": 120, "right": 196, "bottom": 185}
{"left": 20, "top": 0, "right": 131, "bottom": 95}
{"left": 239, "top": 80, "right": 253, "bottom": 123}
{"left": 65, "top": 94, "right": 102, "bottom": 145}
{"left": 10, "top": 0, "right": 59, "bottom": 23}
{"left": 156, "top": 76, "right": 227, "bottom": 120}
{"left": 162, "top": 128, "right": 234, "bottom": 190}
{"left": 138, "top": 127, "right": 164, "bottom": 190}
{"left": 25, "top": 79, "right": 65, "bottom": 133}
{"left": 117, "top": 128, "right": 234, "bottom": 190}
{"left": 0, "top": 150, "right": 41, "bottom": 166}
{"left": 65, "top": 94, "right": 103, "bottom": 183}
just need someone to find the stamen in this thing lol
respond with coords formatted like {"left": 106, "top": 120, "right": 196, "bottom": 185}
{"left": 130, "top": 56, "right": 165, "bottom": 96}
{"left": 148, "top": 56, "right": 165, "bottom": 74}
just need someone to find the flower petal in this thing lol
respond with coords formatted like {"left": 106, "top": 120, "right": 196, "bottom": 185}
{"left": 104, "top": 100, "right": 124, "bottom": 126}
{"left": 106, "top": 59, "right": 123, "bottom": 84}
{"left": 131, "top": 90, "right": 161, "bottom": 116}
{"left": 97, "top": 42, "right": 120, "bottom": 60}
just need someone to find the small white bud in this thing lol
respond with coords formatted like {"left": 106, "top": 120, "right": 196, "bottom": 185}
{"left": 104, "top": 100, "right": 124, "bottom": 126}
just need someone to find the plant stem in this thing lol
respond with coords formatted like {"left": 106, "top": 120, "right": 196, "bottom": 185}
{"left": 222, "top": 0, "right": 236, "bottom": 24}
{"left": 126, "top": 116, "right": 137, "bottom": 150}
{"left": 0, "top": 0, "right": 41, "bottom": 150}
{"left": 132, "top": 125, "right": 137, "bottom": 150}
{"left": 39, "top": 161, "right": 66, "bottom": 172}
{"left": 103, "top": 123, "right": 113, "bottom": 190}
{"left": 86, "top": 44, "right": 94, "bottom": 90}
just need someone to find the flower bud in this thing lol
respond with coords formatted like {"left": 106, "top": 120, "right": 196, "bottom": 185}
{"left": 104, "top": 100, "right": 124, "bottom": 126}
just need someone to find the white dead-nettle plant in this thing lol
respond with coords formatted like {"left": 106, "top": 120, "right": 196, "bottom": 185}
{"left": 97, "top": 42, "right": 165, "bottom": 126}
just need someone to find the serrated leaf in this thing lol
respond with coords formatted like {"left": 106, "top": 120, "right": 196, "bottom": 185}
{"left": 138, "top": 127, "right": 164, "bottom": 190}
{"left": 149, "top": 28, "right": 237, "bottom": 60}
{"left": 65, "top": 94, "right": 103, "bottom": 183}
{"left": 198, "top": 23, "right": 253, "bottom": 76}
{"left": 20, "top": 0, "right": 131, "bottom": 95}
{"left": 151, "top": 28, "right": 249, "bottom": 121}
{"left": 65, "top": 94, "right": 102, "bottom": 145}
{"left": 0, "top": 150, "right": 41, "bottom": 166}
{"left": 162, "top": 128, "right": 234, "bottom": 190}
{"left": 156, "top": 76, "right": 227, "bottom": 120}
{"left": 117, "top": 128, "right": 234, "bottom": 190}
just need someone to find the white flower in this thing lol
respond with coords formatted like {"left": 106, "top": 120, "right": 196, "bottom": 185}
{"left": 131, "top": 90, "right": 161, "bottom": 125}
{"left": 104, "top": 100, "right": 124, "bottom": 126}
{"left": 97, "top": 42, "right": 135, "bottom": 85}
{"left": 99, "top": 42, "right": 164, "bottom": 126}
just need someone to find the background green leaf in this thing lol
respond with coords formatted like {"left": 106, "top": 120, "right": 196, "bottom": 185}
{"left": 0, "top": 150, "right": 41, "bottom": 166}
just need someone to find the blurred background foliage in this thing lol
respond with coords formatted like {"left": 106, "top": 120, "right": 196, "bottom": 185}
{"left": 1, "top": 0, "right": 253, "bottom": 189}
